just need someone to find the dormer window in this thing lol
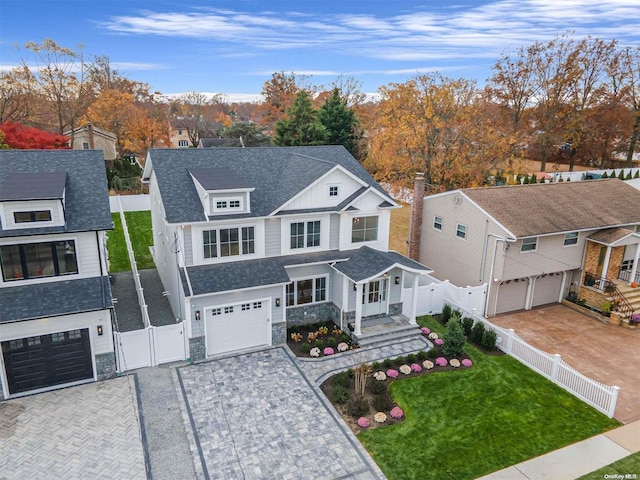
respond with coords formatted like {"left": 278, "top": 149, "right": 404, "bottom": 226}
{"left": 14, "top": 210, "right": 52, "bottom": 223}
{"left": 214, "top": 197, "right": 243, "bottom": 212}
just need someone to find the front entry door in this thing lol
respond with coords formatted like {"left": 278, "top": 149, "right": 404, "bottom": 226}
{"left": 362, "top": 279, "right": 389, "bottom": 317}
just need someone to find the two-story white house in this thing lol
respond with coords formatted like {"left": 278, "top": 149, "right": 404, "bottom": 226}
{"left": 142, "top": 146, "right": 431, "bottom": 359}
{"left": 416, "top": 178, "right": 640, "bottom": 317}
{"left": 0, "top": 150, "right": 115, "bottom": 399}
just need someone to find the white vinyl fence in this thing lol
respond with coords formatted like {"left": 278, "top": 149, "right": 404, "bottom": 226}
{"left": 401, "top": 276, "right": 486, "bottom": 317}
{"left": 114, "top": 323, "right": 186, "bottom": 372}
{"left": 448, "top": 301, "right": 620, "bottom": 418}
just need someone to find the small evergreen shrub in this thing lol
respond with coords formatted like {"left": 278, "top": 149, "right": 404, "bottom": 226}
{"left": 333, "top": 371, "right": 350, "bottom": 388}
{"left": 301, "top": 342, "right": 311, "bottom": 353}
{"left": 371, "top": 361, "right": 382, "bottom": 371}
{"left": 618, "top": 170, "right": 625, "bottom": 180}
{"left": 426, "top": 348, "right": 438, "bottom": 359}
{"left": 394, "top": 356, "right": 405, "bottom": 366}
{"left": 372, "top": 394, "right": 394, "bottom": 412}
{"left": 406, "top": 353, "right": 417, "bottom": 364}
{"left": 369, "top": 380, "right": 388, "bottom": 395}
{"left": 441, "top": 304, "right": 452, "bottom": 324}
{"left": 331, "top": 385, "right": 349, "bottom": 404}
{"left": 482, "top": 329, "right": 498, "bottom": 351}
{"left": 462, "top": 317, "right": 474, "bottom": 337}
{"left": 417, "top": 350, "right": 428, "bottom": 361}
{"left": 635, "top": 170, "right": 640, "bottom": 179}
{"left": 471, "top": 321, "right": 486, "bottom": 345}
{"left": 340, "top": 334, "right": 351, "bottom": 343}
{"left": 326, "top": 337, "right": 337, "bottom": 348}
{"left": 347, "top": 397, "right": 370, "bottom": 418}
{"left": 347, "top": 368, "right": 355, "bottom": 378}
{"left": 443, "top": 318, "right": 466, "bottom": 357}
{"left": 289, "top": 325, "right": 300, "bottom": 334}
{"left": 382, "top": 358, "right": 393, "bottom": 369}
{"left": 314, "top": 338, "right": 324, "bottom": 349}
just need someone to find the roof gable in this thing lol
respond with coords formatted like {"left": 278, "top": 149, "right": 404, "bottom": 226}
{"left": 460, "top": 179, "right": 640, "bottom": 237}
{"left": 189, "top": 167, "right": 253, "bottom": 191}
{"left": 0, "top": 171, "right": 67, "bottom": 201}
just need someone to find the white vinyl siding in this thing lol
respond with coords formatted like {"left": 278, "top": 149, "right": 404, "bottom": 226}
{"left": 521, "top": 237, "right": 537, "bottom": 252}
{"left": 456, "top": 224, "right": 467, "bottom": 239}
{"left": 433, "top": 216, "right": 443, "bottom": 231}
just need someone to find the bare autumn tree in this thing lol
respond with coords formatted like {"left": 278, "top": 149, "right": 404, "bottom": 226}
{"left": 170, "top": 91, "right": 222, "bottom": 147}
{"left": 259, "top": 71, "right": 315, "bottom": 129}
{"left": 0, "top": 67, "right": 40, "bottom": 125}
{"left": 20, "top": 39, "right": 94, "bottom": 134}
{"left": 619, "top": 46, "right": 640, "bottom": 167}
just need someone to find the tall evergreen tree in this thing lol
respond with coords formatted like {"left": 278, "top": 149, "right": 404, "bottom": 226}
{"left": 317, "top": 88, "right": 360, "bottom": 157}
{"left": 274, "top": 91, "right": 327, "bottom": 146}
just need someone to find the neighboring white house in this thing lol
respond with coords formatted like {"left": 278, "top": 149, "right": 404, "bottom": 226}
{"left": 416, "top": 178, "right": 640, "bottom": 317}
{"left": 0, "top": 150, "right": 115, "bottom": 400}
{"left": 142, "top": 146, "right": 432, "bottom": 359}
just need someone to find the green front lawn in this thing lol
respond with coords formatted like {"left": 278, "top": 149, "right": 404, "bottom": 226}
{"left": 577, "top": 451, "right": 640, "bottom": 479}
{"left": 123, "top": 211, "right": 155, "bottom": 270}
{"left": 107, "top": 213, "right": 130, "bottom": 272}
{"left": 358, "top": 316, "right": 620, "bottom": 480}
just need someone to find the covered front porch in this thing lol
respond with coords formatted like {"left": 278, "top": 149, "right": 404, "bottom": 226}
{"left": 347, "top": 313, "right": 420, "bottom": 347}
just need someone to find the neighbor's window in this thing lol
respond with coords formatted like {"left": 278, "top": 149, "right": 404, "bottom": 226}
{"left": 82, "top": 142, "right": 90, "bottom": 149}
{"left": 0, "top": 240, "right": 78, "bottom": 281}
{"left": 564, "top": 232, "right": 579, "bottom": 246}
{"left": 455, "top": 224, "right": 467, "bottom": 239}
{"left": 352, "top": 216, "right": 378, "bottom": 243}
{"left": 14, "top": 210, "right": 52, "bottom": 223}
{"left": 521, "top": 237, "right": 537, "bottom": 252}
{"left": 178, "top": 140, "right": 188, "bottom": 147}
{"left": 290, "top": 221, "right": 321, "bottom": 249}
{"left": 433, "top": 216, "right": 443, "bottom": 231}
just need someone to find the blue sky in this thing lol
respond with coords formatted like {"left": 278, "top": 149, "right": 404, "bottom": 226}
{"left": 1, "top": 0, "right": 639, "bottom": 102}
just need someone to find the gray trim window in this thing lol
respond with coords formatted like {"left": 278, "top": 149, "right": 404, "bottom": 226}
{"left": 433, "top": 216, "right": 443, "bottom": 231}
{"left": 564, "top": 232, "right": 579, "bottom": 246}
{"left": 202, "top": 226, "right": 255, "bottom": 259}
{"left": 286, "top": 276, "right": 328, "bottom": 306}
{"left": 521, "top": 237, "right": 537, "bottom": 252}
{"left": 352, "top": 216, "right": 378, "bottom": 243}
{"left": 455, "top": 224, "right": 466, "bottom": 239}
{"left": 290, "top": 221, "right": 321, "bottom": 249}
{"left": 14, "top": 210, "right": 52, "bottom": 223}
{"left": 1, "top": 240, "right": 78, "bottom": 281}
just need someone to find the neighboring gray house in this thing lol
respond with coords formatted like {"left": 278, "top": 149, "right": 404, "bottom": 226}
{"left": 142, "top": 146, "right": 431, "bottom": 359}
{"left": 416, "top": 178, "right": 640, "bottom": 317}
{"left": 0, "top": 150, "right": 115, "bottom": 400}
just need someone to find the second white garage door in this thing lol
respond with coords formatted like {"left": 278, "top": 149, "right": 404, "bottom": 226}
{"left": 532, "top": 273, "right": 563, "bottom": 308}
{"left": 494, "top": 280, "right": 528, "bottom": 315}
{"left": 206, "top": 300, "right": 270, "bottom": 356}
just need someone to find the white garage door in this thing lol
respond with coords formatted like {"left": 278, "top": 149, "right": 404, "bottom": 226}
{"left": 206, "top": 300, "right": 270, "bottom": 356}
{"left": 495, "top": 280, "right": 528, "bottom": 315}
{"left": 532, "top": 274, "right": 563, "bottom": 308}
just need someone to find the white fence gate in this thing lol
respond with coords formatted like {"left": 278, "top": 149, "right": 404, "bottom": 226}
{"left": 114, "top": 323, "right": 186, "bottom": 373}
{"left": 401, "top": 276, "right": 486, "bottom": 317}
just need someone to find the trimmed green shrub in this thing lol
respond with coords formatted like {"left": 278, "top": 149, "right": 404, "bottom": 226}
{"left": 382, "top": 358, "right": 393, "bottom": 369}
{"left": 301, "top": 342, "right": 311, "bottom": 353}
{"left": 426, "top": 347, "right": 439, "bottom": 359}
{"left": 471, "top": 321, "right": 486, "bottom": 345}
{"left": 635, "top": 170, "right": 640, "bottom": 179}
{"left": 371, "top": 361, "right": 382, "bottom": 371}
{"left": 289, "top": 325, "right": 300, "bottom": 333}
{"left": 443, "top": 318, "right": 466, "bottom": 357}
{"left": 314, "top": 338, "right": 324, "bottom": 349}
{"left": 441, "top": 304, "right": 452, "bottom": 324}
{"left": 417, "top": 350, "right": 428, "bottom": 361}
{"left": 331, "top": 385, "right": 349, "bottom": 403}
{"left": 482, "top": 329, "right": 498, "bottom": 351}
{"left": 340, "top": 334, "right": 351, "bottom": 343}
{"left": 462, "top": 317, "right": 474, "bottom": 337}
{"left": 347, "top": 368, "right": 355, "bottom": 378}
{"left": 347, "top": 397, "right": 370, "bottom": 418}
{"left": 369, "top": 380, "right": 388, "bottom": 395}
{"left": 601, "top": 171, "right": 609, "bottom": 178}
{"left": 333, "top": 371, "right": 350, "bottom": 388}
{"left": 372, "top": 394, "right": 394, "bottom": 412}
{"left": 326, "top": 337, "right": 337, "bottom": 348}
{"left": 626, "top": 171, "right": 633, "bottom": 180}
{"left": 394, "top": 356, "right": 405, "bottom": 366}
{"left": 406, "top": 353, "right": 417, "bottom": 364}
{"left": 618, "top": 170, "right": 625, "bottom": 180}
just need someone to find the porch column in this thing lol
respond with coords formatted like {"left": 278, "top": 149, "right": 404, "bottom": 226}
{"left": 524, "top": 276, "right": 535, "bottom": 310}
{"left": 629, "top": 244, "right": 640, "bottom": 285}
{"left": 601, "top": 246, "right": 612, "bottom": 288}
{"left": 354, "top": 283, "right": 363, "bottom": 336}
{"left": 410, "top": 273, "right": 420, "bottom": 325}
{"left": 341, "top": 275, "right": 349, "bottom": 331}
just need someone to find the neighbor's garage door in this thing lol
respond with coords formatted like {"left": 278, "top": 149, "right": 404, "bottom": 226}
{"left": 207, "top": 300, "right": 269, "bottom": 356}
{"left": 532, "top": 273, "right": 563, "bottom": 308}
{"left": 495, "top": 280, "right": 528, "bottom": 315}
{"left": 2, "top": 328, "right": 93, "bottom": 395}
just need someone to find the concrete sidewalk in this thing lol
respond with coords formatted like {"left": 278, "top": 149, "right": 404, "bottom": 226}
{"left": 478, "top": 420, "right": 640, "bottom": 480}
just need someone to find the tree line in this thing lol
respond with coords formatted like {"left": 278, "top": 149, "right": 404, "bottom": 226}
{"left": 1, "top": 33, "right": 638, "bottom": 191}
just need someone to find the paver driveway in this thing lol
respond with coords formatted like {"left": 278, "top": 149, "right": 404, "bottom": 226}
{"left": 491, "top": 304, "right": 640, "bottom": 423}
{"left": 0, "top": 376, "right": 147, "bottom": 480}
{"left": 176, "top": 347, "right": 386, "bottom": 480}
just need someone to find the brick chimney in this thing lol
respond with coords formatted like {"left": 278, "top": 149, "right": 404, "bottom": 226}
{"left": 408, "top": 172, "right": 425, "bottom": 261}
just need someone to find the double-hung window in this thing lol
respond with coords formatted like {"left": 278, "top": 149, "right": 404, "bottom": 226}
{"left": 456, "top": 224, "right": 467, "bottom": 239}
{"left": 564, "top": 232, "right": 578, "bottom": 246}
{"left": 352, "top": 216, "right": 378, "bottom": 243}
{"left": 202, "top": 226, "right": 255, "bottom": 259}
{"left": 521, "top": 237, "right": 537, "bottom": 252}
{"left": 433, "top": 216, "right": 443, "bottom": 231}
{"left": 290, "top": 221, "right": 321, "bottom": 249}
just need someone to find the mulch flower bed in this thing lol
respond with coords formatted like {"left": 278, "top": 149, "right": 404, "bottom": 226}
{"left": 287, "top": 320, "right": 359, "bottom": 358}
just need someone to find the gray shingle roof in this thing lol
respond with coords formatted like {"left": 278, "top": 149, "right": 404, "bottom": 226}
{"left": 189, "top": 167, "right": 253, "bottom": 190}
{"left": 461, "top": 179, "right": 640, "bottom": 238}
{"left": 146, "top": 146, "right": 391, "bottom": 223}
{"left": 0, "top": 150, "right": 112, "bottom": 237}
{"left": 181, "top": 247, "right": 430, "bottom": 296}
{"left": 0, "top": 171, "right": 67, "bottom": 201}
{"left": 0, "top": 276, "right": 112, "bottom": 323}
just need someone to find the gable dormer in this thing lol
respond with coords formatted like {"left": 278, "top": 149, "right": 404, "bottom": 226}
{"left": 189, "top": 167, "right": 255, "bottom": 217}
{"left": 0, "top": 171, "right": 67, "bottom": 231}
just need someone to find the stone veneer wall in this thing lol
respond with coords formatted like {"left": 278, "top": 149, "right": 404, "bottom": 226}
{"left": 271, "top": 322, "right": 287, "bottom": 345}
{"left": 96, "top": 352, "right": 116, "bottom": 380}
{"left": 286, "top": 302, "right": 340, "bottom": 327}
{"left": 189, "top": 336, "right": 206, "bottom": 361}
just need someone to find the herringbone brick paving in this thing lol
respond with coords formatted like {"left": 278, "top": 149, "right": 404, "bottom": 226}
{"left": 0, "top": 376, "right": 146, "bottom": 480}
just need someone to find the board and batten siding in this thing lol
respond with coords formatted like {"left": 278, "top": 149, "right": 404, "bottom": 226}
{"left": 264, "top": 217, "right": 281, "bottom": 257}
{"left": 283, "top": 169, "right": 364, "bottom": 211}
{"left": 329, "top": 214, "right": 340, "bottom": 249}
{"left": 183, "top": 226, "right": 193, "bottom": 266}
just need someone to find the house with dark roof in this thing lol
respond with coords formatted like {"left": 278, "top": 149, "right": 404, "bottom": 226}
{"left": 142, "top": 146, "right": 432, "bottom": 359}
{"left": 415, "top": 178, "right": 640, "bottom": 318}
{"left": 0, "top": 150, "right": 115, "bottom": 400}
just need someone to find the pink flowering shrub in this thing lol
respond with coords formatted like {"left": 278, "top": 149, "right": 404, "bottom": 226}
{"left": 420, "top": 327, "right": 431, "bottom": 335}
{"left": 386, "top": 368, "right": 399, "bottom": 379}
{"left": 357, "top": 417, "right": 370, "bottom": 428}
{"left": 410, "top": 363, "right": 422, "bottom": 372}
{"left": 434, "top": 338, "right": 444, "bottom": 346}
{"left": 435, "top": 357, "right": 448, "bottom": 367}
{"left": 390, "top": 406, "right": 404, "bottom": 419}
{"left": 323, "top": 347, "right": 335, "bottom": 356}
{"left": 461, "top": 358, "right": 473, "bottom": 367}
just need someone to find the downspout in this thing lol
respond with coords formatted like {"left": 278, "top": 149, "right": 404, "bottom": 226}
{"left": 484, "top": 235, "right": 516, "bottom": 317}
{"left": 96, "top": 230, "right": 106, "bottom": 309}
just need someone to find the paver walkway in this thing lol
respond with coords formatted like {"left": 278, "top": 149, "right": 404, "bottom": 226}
{"left": 0, "top": 377, "right": 147, "bottom": 480}
{"left": 177, "top": 347, "right": 387, "bottom": 480}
